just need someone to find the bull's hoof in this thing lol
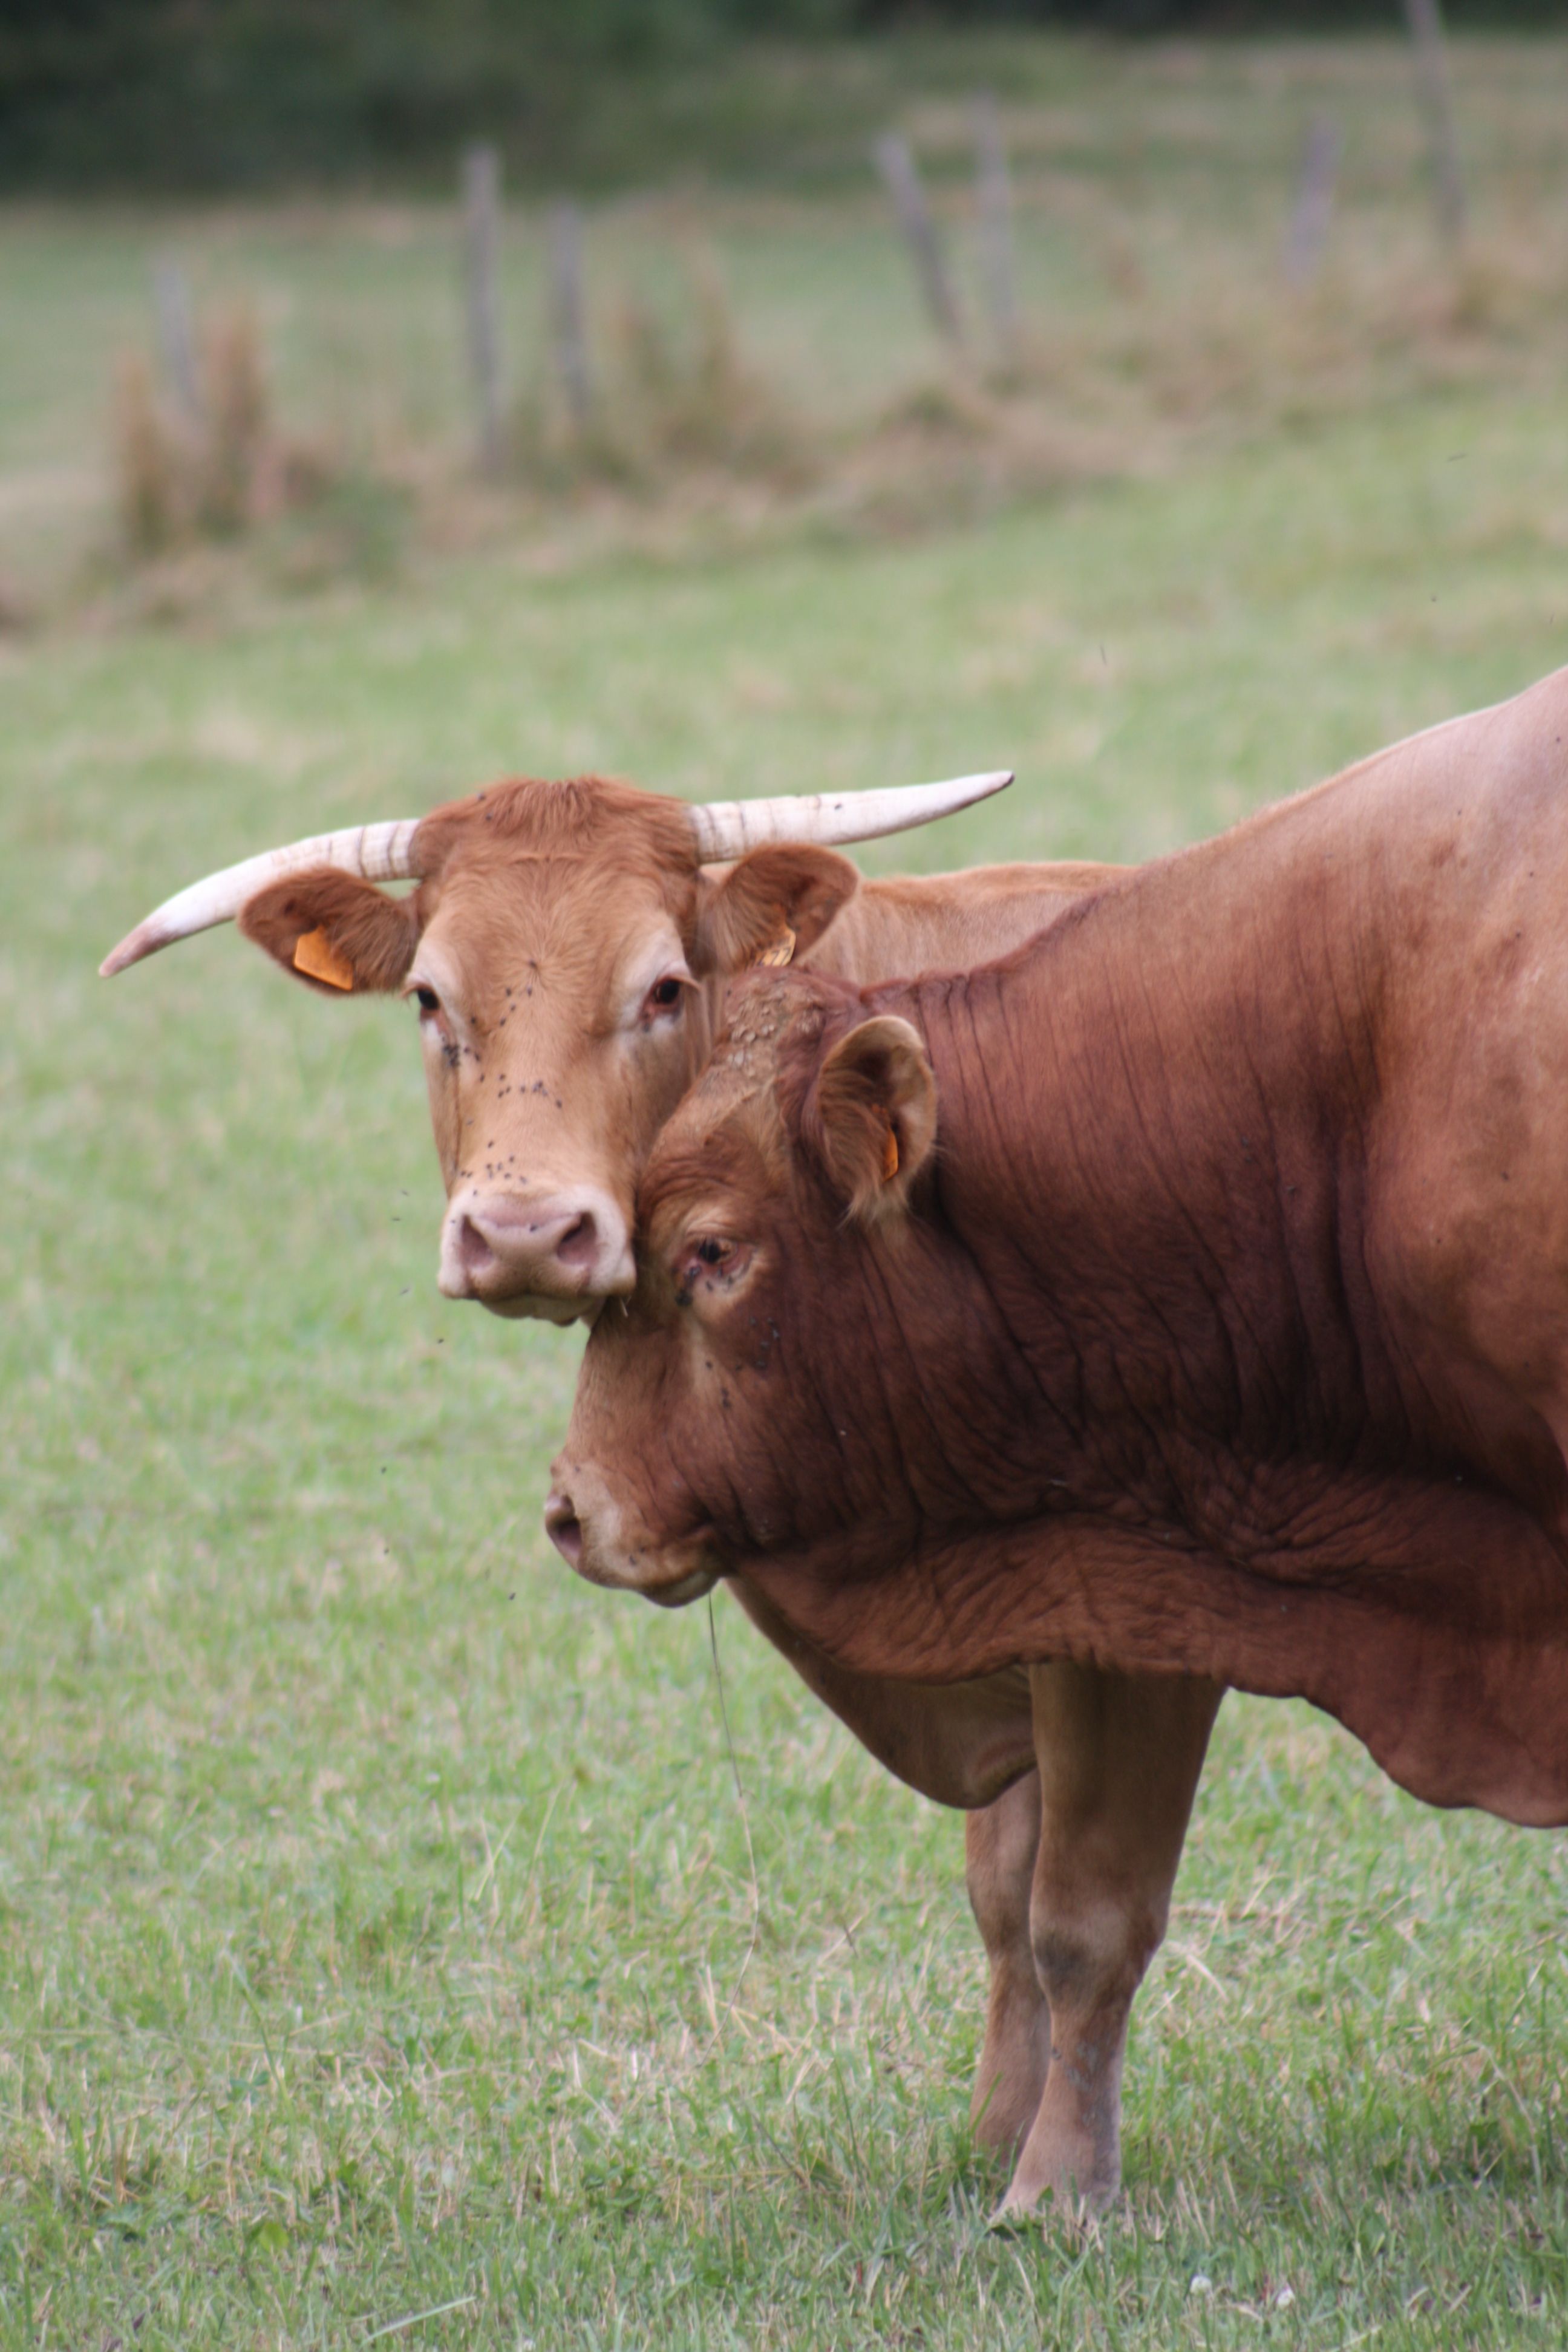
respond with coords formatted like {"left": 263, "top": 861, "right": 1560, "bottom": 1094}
{"left": 991, "top": 2154, "right": 1119, "bottom": 2228}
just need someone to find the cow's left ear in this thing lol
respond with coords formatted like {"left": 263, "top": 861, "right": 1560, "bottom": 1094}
{"left": 689, "top": 844, "right": 860, "bottom": 976}
{"left": 814, "top": 1015, "right": 936, "bottom": 1226}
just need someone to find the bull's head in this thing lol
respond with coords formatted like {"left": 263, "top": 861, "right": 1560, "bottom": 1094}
{"left": 101, "top": 770, "right": 1006, "bottom": 1322}
{"left": 547, "top": 967, "right": 948, "bottom": 1601}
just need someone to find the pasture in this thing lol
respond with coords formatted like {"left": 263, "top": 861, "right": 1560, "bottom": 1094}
{"left": 5, "top": 38, "right": 1568, "bottom": 2348}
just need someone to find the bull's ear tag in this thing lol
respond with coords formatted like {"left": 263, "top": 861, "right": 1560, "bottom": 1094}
{"left": 293, "top": 926, "right": 355, "bottom": 990}
{"left": 881, "top": 1124, "right": 901, "bottom": 1182}
{"left": 753, "top": 923, "right": 797, "bottom": 970}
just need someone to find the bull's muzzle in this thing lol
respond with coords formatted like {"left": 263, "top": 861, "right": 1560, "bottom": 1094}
{"left": 544, "top": 1461, "right": 720, "bottom": 1607}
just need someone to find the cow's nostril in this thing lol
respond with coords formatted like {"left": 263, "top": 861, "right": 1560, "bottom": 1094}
{"left": 554, "top": 1212, "right": 599, "bottom": 1270}
{"left": 457, "top": 1214, "right": 500, "bottom": 1276}
{"left": 544, "top": 1492, "right": 583, "bottom": 1565}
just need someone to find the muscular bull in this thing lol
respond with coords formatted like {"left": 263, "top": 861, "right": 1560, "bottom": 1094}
{"left": 551, "top": 667, "right": 1568, "bottom": 2206}
{"left": 102, "top": 763, "right": 1216, "bottom": 2206}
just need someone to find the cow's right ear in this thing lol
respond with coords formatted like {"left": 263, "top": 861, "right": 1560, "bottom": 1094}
{"left": 690, "top": 844, "right": 861, "bottom": 976}
{"left": 814, "top": 1015, "right": 937, "bottom": 1227}
{"left": 238, "top": 869, "right": 422, "bottom": 995}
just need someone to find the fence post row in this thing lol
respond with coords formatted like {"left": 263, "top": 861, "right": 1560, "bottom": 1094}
{"left": 1402, "top": 0, "right": 1467, "bottom": 247}
{"left": 152, "top": 255, "right": 203, "bottom": 428}
{"left": 1284, "top": 116, "right": 1342, "bottom": 285}
{"left": 973, "top": 93, "right": 1018, "bottom": 361}
{"left": 547, "top": 200, "right": 594, "bottom": 430}
{"left": 874, "top": 132, "right": 965, "bottom": 349}
{"left": 463, "top": 143, "right": 505, "bottom": 475}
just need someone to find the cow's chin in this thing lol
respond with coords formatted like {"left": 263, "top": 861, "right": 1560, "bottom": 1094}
{"left": 478, "top": 1291, "right": 601, "bottom": 1327}
{"left": 579, "top": 1540, "right": 722, "bottom": 1609}
{"left": 642, "top": 1561, "right": 722, "bottom": 1608}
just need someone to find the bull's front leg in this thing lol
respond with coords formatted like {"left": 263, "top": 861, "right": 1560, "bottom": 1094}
{"left": 998, "top": 1662, "right": 1224, "bottom": 2220}
{"left": 965, "top": 1771, "right": 1051, "bottom": 2153}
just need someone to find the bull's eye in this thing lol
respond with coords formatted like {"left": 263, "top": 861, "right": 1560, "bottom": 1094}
{"left": 414, "top": 987, "right": 439, "bottom": 1014}
{"left": 676, "top": 1233, "right": 753, "bottom": 1301}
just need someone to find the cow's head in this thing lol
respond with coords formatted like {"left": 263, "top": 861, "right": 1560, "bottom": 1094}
{"left": 101, "top": 770, "right": 1007, "bottom": 1322}
{"left": 546, "top": 967, "right": 948, "bottom": 1599}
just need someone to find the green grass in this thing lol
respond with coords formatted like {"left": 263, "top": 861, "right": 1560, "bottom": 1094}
{"left": 8, "top": 36, "right": 1568, "bottom": 2342}
{"left": 6, "top": 380, "right": 1568, "bottom": 2345}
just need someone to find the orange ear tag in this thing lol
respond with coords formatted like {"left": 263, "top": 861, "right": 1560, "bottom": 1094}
{"left": 881, "top": 1125, "right": 901, "bottom": 1182}
{"left": 753, "top": 924, "right": 797, "bottom": 970}
{"left": 293, "top": 926, "right": 354, "bottom": 991}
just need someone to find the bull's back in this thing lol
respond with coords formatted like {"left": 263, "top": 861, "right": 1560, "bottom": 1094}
{"left": 805, "top": 861, "right": 1123, "bottom": 986}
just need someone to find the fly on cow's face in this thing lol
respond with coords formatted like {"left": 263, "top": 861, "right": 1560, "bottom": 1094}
{"left": 673, "top": 1232, "right": 755, "bottom": 1307}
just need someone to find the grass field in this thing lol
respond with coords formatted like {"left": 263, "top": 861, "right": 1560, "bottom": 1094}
{"left": 7, "top": 38, "right": 1568, "bottom": 2352}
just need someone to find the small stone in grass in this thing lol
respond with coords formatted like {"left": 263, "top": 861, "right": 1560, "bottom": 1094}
{"left": 1275, "top": 2285, "right": 1295, "bottom": 2310}
{"left": 1189, "top": 2274, "right": 1213, "bottom": 2297}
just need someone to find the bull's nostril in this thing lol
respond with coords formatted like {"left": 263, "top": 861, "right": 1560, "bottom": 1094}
{"left": 544, "top": 1491, "right": 583, "bottom": 1565}
{"left": 554, "top": 1212, "right": 598, "bottom": 1271}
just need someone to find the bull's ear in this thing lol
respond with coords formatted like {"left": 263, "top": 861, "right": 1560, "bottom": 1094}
{"left": 690, "top": 844, "right": 860, "bottom": 976}
{"left": 815, "top": 1014, "right": 936, "bottom": 1226}
{"left": 238, "top": 868, "right": 421, "bottom": 996}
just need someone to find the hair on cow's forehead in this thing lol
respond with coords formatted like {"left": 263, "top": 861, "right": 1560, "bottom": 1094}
{"left": 418, "top": 775, "right": 699, "bottom": 879}
{"left": 710, "top": 971, "right": 824, "bottom": 1076}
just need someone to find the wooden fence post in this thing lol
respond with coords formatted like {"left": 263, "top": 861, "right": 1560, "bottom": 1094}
{"left": 1284, "top": 116, "right": 1341, "bottom": 285}
{"left": 547, "top": 200, "right": 593, "bottom": 430}
{"left": 1403, "top": 0, "right": 1467, "bottom": 248}
{"left": 973, "top": 93, "right": 1018, "bottom": 360}
{"left": 152, "top": 255, "right": 203, "bottom": 428}
{"left": 463, "top": 143, "right": 505, "bottom": 474}
{"left": 874, "top": 132, "right": 964, "bottom": 348}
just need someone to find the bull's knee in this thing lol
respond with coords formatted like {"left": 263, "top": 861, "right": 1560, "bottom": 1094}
{"left": 1029, "top": 1888, "right": 1162, "bottom": 2027}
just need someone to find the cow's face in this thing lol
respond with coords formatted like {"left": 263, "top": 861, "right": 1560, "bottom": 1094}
{"left": 547, "top": 972, "right": 939, "bottom": 1595}
{"left": 238, "top": 780, "right": 860, "bottom": 1320}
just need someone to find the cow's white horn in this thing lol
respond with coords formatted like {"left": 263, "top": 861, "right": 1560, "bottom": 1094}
{"left": 688, "top": 770, "right": 1013, "bottom": 862}
{"left": 99, "top": 819, "right": 422, "bottom": 977}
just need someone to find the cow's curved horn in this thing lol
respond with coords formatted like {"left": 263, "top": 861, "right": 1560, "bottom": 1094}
{"left": 99, "top": 818, "right": 422, "bottom": 977}
{"left": 688, "top": 770, "right": 1013, "bottom": 862}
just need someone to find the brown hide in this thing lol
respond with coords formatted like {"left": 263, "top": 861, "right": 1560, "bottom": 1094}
{"left": 555, "top": 666, "right": 1568, "bottom": 1828}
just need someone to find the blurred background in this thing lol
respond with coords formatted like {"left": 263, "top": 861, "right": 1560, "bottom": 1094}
{"left": 7, "top": 7, "right": 1568, "bottom": 2347}
{"left": 3, "top": 2, "right": 1567, "bottom": 618}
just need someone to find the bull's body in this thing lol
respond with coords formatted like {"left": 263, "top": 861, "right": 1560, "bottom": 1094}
{"left": 557, "top": 667, "right": 1568, "bottom": 2204}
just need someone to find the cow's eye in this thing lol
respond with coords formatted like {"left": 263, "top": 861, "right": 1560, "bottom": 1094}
{"left": 644, "top": 976, "right": 684, "bottom": 1018}
{"left": 696, "top": 1237, "right": 729, "bottom": 1267}
{"left": 414, "top": 986, "right": 439, "bottom": 1014}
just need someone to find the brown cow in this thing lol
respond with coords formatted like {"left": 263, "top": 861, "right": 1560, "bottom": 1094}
{"left": 101, "top": 767, "right": 1215, "bottom": 2203}
{"left": 550, "top": 667, "right": 1568, "bottom": 2209}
